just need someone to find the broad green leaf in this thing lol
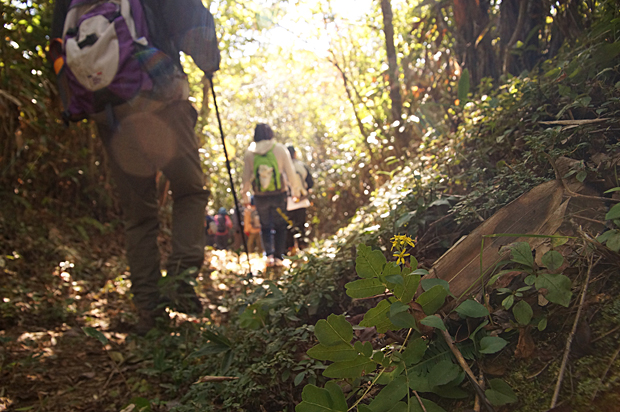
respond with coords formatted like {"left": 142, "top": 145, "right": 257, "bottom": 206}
{"left": 390, "top": 301, "right": 410, "bottom": 316}
{"left": 485, "top": 379, "right": 517, "bottom": 406}
{"left": 407, "top": 369, "right": 433, "bottom": 392}
{"left": 386, "top": 402, "right": 408, "bottom": 412}
{"left": 454, "top": 299, "right": 489, "bottom": 318}
{"left": 402, "top": 337, "right": 427, "bottom": 366}
{"left": 607, "top": 232, "right": 620, "bottom": 252}
{"left": 512, "top": 301, "right": 533, "bottom": 326}
{"left": 377, "top": 362, "right": 405, "bottom": 385}
{"left": 296, "top": 381, "right": 347, "bottom": 412}
{"left": 359, "top": 406, "right": 373, "bottom": 412}
{"left": 420, "top": 315, "right": 446, "bottom": 331}
{"left": 510, "top": 242, "right": 534, "bottom": 268}
{"left": 354, "top": 341, "right": 373, "bottom": 358}
{"left": 535, "top": 273, "right": 572, "bottom": 307}
{"left": 469, "top": 320, "right": 489, "bottom": 341}
{"left": 82, "top": 327, "right": 109, "bottom": 345}
{"left": 458, "top": 68, "right": 470, "bottom": 105}
{"left": 606, "top": 203, "right": 620, "bottom": 221}
{"left": 323, "top": 355, "right": 375, "bottom": 379}
{"left": 307, "top": 343, "right": 357, "bottom": 362}
{"left": 360, "top": 300, "right": 398, "bottom": 333}
{"left": 427, "top": 360, "right": 459, "bottom": 387}
{"left": 394, "top": 273, "right": 421, "bottom": 303}
{"left": 432, "top": 384, "right": 470, "bottom": 399}
{"left": 385, "top": 274, "right": 404, "bottom": 285}
{"left": 382, "top": 262, "right": 402, "bottom": 284}
{"left": 502, "top": 294, "right": 515, "bottom": 310}
{"left": 416, "top": 285, "right": 448, "bottom": 315}
{"left": 315, "top": 314, "right": 353, "bottom": 346}
{"left": 420, "top": 278, "right": 450, "bottom": 293}
{"left": 541, "top": 250, "right": 564, "bottom": 271}
{"left": 294, "top": 372, "right": 305, "bottom": 386}
{"left": 479, "top": 336, "right": 508, "bottom": 354}
{"left": 368, "top": 376, "right": 408, "bottom": 412}
{"left": 345, "top": 278, "right": 386, "bottom": 298}
{"left": 389, "top": 310, "right": 418, "bottom": 329}
{"left": 411, "top": 397, "right": 447, "bottom": 412}
{"left": 356, "top": 244, "right": 386, "bottom": 279}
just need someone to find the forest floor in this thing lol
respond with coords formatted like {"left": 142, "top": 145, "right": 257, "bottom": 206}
{"left": 0, "top": 246, "right": 275, "bottom": 412}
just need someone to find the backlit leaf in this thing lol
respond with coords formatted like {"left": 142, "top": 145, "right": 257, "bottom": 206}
{"left": 356, "top": 244, "right": 386, "bottom": 279}
{"left": 314, "top": 314, "right": 353, "bottom": 346}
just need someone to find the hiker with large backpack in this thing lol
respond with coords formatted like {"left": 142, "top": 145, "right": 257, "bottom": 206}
{"left": 214, "top": 207, "right": 232, "bottom": 250}
{"left": 49, "top": 0, "right": 220, "bottom": 335}
{"left": 241, "top": 124, "right": 304, "bottom": 267}
{"left": 286, "top": 145, "right": 314, "bottom": 252}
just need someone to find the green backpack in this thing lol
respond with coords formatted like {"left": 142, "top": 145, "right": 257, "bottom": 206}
{"left": 253, "top": 145, "right": 282, "bottom": 193}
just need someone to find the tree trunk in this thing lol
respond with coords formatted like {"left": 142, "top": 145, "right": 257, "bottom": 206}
{"left": 379, "top": 0, "right": 405, "bottom": 148}
{"left": 452, "top": 0, "right": 498, "bottom": 87}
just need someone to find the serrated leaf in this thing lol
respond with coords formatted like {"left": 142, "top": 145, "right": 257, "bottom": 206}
{"left": 403, "top": 337, "right": 427, "bottom": 366}
{"left": 420, "top": 278, "right": 450, "bottom": 293}
{"left": 315, "top": 314, "right": 353, "bottom": 346}
{"left": 360, "top": 300, "right": 398, "bottom": 333}
{"left": 485, "top": 379, "right": 517, "bottom": 406}
{"left": 606, "top": 203, "right": 620, "bottom": 221}
{"left": 394, "top": 273, "right": 421, "bottom": 303}
{"left": 356, "top": 244, "right": 386, "bottom": 279}
{"left": 82, "top": 327, "right": 108, "bottom": 345}
{"left": 420, "top": 315, "right": 446, "bottom": 331}
{"left": 296, "top": 381, "right": 347, "bottom": 412}
{"left": 541, "top": 250, "right": 564, "bottom": 271}
{"left": 479, "top": 336, "right": 508, "bottom": 354}
{"left": 345, "top": 278, "right": 386, "bottom": 298}
{"left": 416, "top": 285, "right": 448, "bottom": 315}
{"left": 368, "top": 376, "right": 409, "bottom": 412}
{"left": 454, "top": 299, "right": 489, "bottom": 318}
{"left": 510, "top": 242, "right": 534, "bottom": 268}
{"left": 512, "top": 301, "right": 533, "bottom": 326}
{"left": 535, "top": 273, "right": 572, "bottom": 307}
{"left": 323, "top": 355, "right": 375, "bottom": 379}
{"left": 427, "top": 360, "right": 459, "bottom": 387}
{"left": 307, "top": 343, "right": 357, "bottom": 362}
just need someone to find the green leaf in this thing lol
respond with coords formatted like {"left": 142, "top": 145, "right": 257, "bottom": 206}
{"left": 402, "top": 337, "right": 427, "bottom": 366}
{"left": 411, "top": 398, "right": 447, "bottom": 412}
{"left": 354, "top": 341, "right": 373, "bottom": 358}
{"left": 576, "top": 170, "right": 587, "bottom": 182}
{"left": 389, "top": 309, "right": 418, "bottom": 329}
{"left": 485, "top": 379, "right": 517, "bottom": 406}
{"left": 604, "top": 187, "right": 620, "bottom": 194}
{"left": 606, "top": 232, "right": 620, "bottom": 252}
{"left": 541, "top": 250, "right": 564, "bottom": 271}
{"left": 315, "top": 314, "right": 353, "bottom": 346}
{"left": 479, "top": 336, "right": 508, "bottom": 354}
{"left": 538, "top": 317, "right": 548, "bottom": 331}
{"left": 416, "top": 285, "right": 448, "bottom": 315}
{"left": 82, "top": 327, "right": 108, "bottom": 345}
{"left": 360, "top": 300, "right": 398, "bottom": 333}
{"left": 606, "top": 203, "right": 620, "bottom": 221}
{"left": 323, "top": 355, "right": 376, "bottom": 379}
{"left": 420, "top": 315, "right": 446, "bottom": 331}
{"left": 368, "top": 376, "right": 409, "bottom": 412}
{"left": 294, "top": 372, "right": 306, "bottom": 386}
{"left": 454, "top": 299, "right": 489, "bottom": 318}
{"left": 535, "top": 273, "right": 572, "bottom": 307}
{"left": 510, "top": 242, "right": 534, "bottom": 268}
{"left": 307, "top": 343, "right": 357, "bottom": 362}
{"left": 385, "top": 274, "right": 404, "bottom": 285}
{"left": 386, "top": 402, "right": 408, "bottom": 412}
{"left": 427, "top": 360, "right": 459, "bottom": 386}
{"left": 420, "top": 278, "right": 450, "bottom": 293}
{"left": 469, "top": 320, "right": 489, "bottom": 341}
{"left": 502, "top": 294, "right": 515, "bottom": 310}
{"left": 458, "top": 68, "right": 470, "bottom": 105}
{"left": 345, "top": 278, "right": 386, "bottom": 298}
{"left": 512, "top": 301, "right": 533, "bottom": 326}
{"left": 356, "top": 244, "right": 386, "bottom": 279}
{"left": 296, "top": 381, "right": 348, "bottom": 412}
{"left": 394, "top": 273, "right": 421, "bottom": 303}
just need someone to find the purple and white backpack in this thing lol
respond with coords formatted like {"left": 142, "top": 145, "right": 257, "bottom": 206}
{"left": 60, "top": 0, "right": 165, "bottom": 120}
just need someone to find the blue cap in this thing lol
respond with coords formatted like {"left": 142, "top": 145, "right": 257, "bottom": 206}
{"left": 218, "top": 207, "right": 227, "bottom": 215}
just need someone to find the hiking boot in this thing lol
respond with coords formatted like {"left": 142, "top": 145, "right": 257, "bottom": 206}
{"left": 164, "top": 281, "right": 203, "bottom": 315}
{"left": 134, "top": 307, "right": 169, "bottom": 336}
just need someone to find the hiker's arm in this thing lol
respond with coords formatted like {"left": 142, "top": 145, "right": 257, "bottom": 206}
{"left": 160, "top": 0, "right": 220, "bottom": 75}
{"left": 277, "top": 145, "right": 303, "bottom": 199}
{"left": 241, "top": 150, "right": 253, "bottom": 204}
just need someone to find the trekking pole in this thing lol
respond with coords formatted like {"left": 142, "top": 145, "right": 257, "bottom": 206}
{"left": 207, "top": 75, "right": 253, "bottom": 276}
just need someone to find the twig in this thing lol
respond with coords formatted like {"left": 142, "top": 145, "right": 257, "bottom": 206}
{"left": 592, "top": 342, "right": 620, "bottom": 401}
{"left": 591, "top": 324, "right": 620, "bottom": 344}
{"left": 386, "top": 330, "right": 406, "bottom": 344}
{"left": 439, "top": 327, "right": 496, "bottom": 412}
{"left": 474, "top": 367, "right": 485, "bottom": 412}
{"left": 413, "top": 390, "right": 428, "bottom": 412}
{"left": 550, "top": 255, "right": 600, "bottom": 408}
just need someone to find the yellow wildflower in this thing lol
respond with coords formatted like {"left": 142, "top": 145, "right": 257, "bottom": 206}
{"left": 393, "top": 249, "right": 410, "bottom": 265}
{"left": 390, "top": 234, "right": 416, "bottom": 251}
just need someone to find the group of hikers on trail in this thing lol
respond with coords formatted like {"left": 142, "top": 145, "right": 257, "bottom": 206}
{"left": 49, "top": 0, "right": 314, "bottom": 334}
{"left": 206, "top": 138, "right": 314, "bottom": 264}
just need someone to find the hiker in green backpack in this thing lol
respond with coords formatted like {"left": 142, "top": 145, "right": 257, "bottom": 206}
{"left": 242, "top": 124, "right": 304, "bottom": 267}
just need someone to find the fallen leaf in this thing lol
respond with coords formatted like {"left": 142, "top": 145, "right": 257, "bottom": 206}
{"left": 514, "top": 327, "right": 535, "bottom": 359}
